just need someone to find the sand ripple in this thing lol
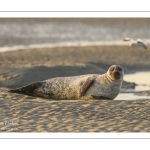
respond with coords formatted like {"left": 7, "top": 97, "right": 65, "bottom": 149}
{"left": 0, "top": 88, "right": 150, "bottom": 132}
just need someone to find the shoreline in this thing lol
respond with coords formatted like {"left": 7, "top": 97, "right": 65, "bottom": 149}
{"left": 0, "top": 39, "right": 150, "bottom": 53}
{"left": 1, "top": 45, "right": 150, "bottom": 69}
{"left": 0, "top": 41, "right": 129, "bottom": 53}
{"left": 1, "top": 40, "right": 150, "bottom": 53}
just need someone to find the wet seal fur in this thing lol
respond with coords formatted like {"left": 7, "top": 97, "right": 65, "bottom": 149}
{"left": 9, "top": 65, "right": 124, "bottom": 100}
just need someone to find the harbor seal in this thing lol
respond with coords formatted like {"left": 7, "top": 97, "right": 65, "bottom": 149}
{"left": 9, "top": 65, "right": 124, "bottom": 100}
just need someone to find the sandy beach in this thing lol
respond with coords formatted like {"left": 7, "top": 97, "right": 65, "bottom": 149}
{"left": 1, "top": 18, "right": 150, "bottom": 132}
{"left": 1, "top": 45, "right": 150, "bottom": 132}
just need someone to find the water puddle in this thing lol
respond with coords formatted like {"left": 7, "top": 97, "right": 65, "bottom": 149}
{"left": 124, "top": 71, "right": 150, "bottom": 85}
{"left": 121, "top": 85, "right": 150, "bottom": 92}
{"left": 115, "top": 71, "right": 150, "bottom": 100}
{"left": 115, "top": 93, "right": 150, "bottom": 100}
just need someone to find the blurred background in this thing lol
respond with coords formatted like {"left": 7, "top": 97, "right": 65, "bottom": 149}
{"left": 0, "top": 18, "right": 150, "bottom": 47}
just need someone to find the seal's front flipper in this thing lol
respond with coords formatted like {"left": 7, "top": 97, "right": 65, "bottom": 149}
{"left": 79, "top": 77, "right": 95, "bottom": 97}
{"left": 90, "top": 95, "right": 111, "bottom": 100}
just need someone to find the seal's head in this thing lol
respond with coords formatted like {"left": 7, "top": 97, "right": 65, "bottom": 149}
{"left": 107, "top": 65, "right": 124, "bottom": 81}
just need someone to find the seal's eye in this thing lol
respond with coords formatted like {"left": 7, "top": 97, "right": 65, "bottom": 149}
{"left": 110, "top": 67, "right": 115, "bottom": 71}
{"left": 118, "top": 67, "right": 122, "bottom": 71}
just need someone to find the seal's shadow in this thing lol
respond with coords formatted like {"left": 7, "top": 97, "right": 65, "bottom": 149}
{"left": 1, "top": 65, "right": 106, "bottom": 88}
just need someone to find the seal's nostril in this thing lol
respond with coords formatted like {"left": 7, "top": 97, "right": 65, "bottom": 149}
{"left": 116, "top": 66, "right": 122, "bottom": 71}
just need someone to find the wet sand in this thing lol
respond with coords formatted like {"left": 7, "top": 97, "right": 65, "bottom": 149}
{"left": 1, "top": 45, "right": 150, "bottom": 132}
{"left": 1, "top": 45, "right": 147, "bottom": 88}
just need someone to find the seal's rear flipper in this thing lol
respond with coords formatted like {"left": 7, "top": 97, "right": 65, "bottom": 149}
{"left": 9, "top": 82, "right": 42, "bottom": 96}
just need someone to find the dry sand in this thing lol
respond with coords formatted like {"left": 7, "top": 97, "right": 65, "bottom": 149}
{"left": 0, "top": 45, "right": 150, "bottom": 132}
{"left": 1, "top": 88, "right": 150, "bottom": 132}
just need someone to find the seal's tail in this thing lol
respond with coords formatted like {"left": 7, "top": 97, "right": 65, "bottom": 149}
{"left": 9, "top": 82, "right": 42, "bottom": 96}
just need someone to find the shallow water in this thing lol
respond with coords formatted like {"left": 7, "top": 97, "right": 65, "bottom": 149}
{"left": 115, "top": 93, "right": 150, "bottom": 100}
{"left": 115, "top": 71, "right": 150, "bottom": 100}
{"left": 121, "top": 85, "right": 150, "bottom": 92}
{"left": 124, "top": 71, "right": 150, "bottom": 85}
